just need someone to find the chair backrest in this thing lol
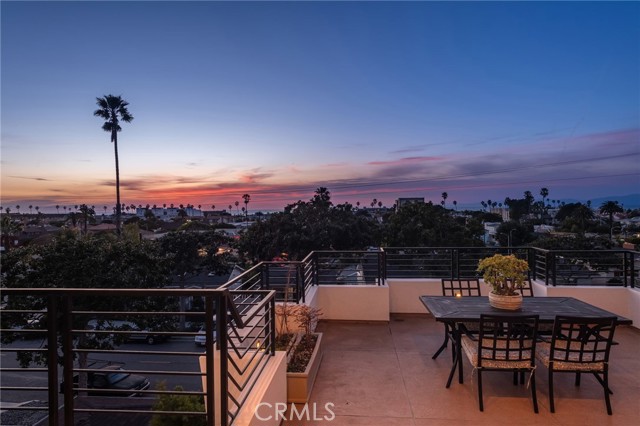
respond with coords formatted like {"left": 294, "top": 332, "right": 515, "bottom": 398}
{"left": 518, "top": 278, "right": 534, "bottom": 297}
{"left": 441, "top": 279, "right": 481, "bottom": 297}
{"left": 477, "top": 314, "right": 539, "bottom": 367}
{"left": 548, "top": 316, "right": 617, "bottom": 366}
{"left": 504, "top": 278, "right": 534, "bottom": 297}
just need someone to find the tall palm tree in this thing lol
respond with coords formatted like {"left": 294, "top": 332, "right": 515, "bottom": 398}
{"left": 453, "top": 200, "right": 457, "bottom": 211}
{"left": 441, "top": 192, "right": 448, "bottom": 207}
{"left": 540, "top": 187, "right": 549, "bottom": 206}
{"left": 242, "top": 194, "right": 251, "bottom": 222}
{"left": 599, "top": 201, "right": 624, "bottom": 240}
{"left": 94, "top": 95, "right": 133, "bottom": 236}
{"left": 56, "top": 205, "right": 60, "bottom": 214}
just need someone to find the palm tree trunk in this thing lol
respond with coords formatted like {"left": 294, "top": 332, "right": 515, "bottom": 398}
{"left": 113, "top": 129, "right": 122, "bottom": 236}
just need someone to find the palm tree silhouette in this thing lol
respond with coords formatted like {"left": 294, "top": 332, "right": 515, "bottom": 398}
{"left": 56, "top": 205, "right": 60, "bottom": 214}
{"left": 441, "top": 192, "right": 448, "bottom": 207}
{"left": 94, "top": 94, "right": 133, "bottom": 236}
{"left": 242, "top": 194, "right": 251, "bottom": 222}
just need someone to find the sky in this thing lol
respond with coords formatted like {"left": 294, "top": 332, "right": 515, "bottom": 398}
{"left": 1, "top": 1, "right": 639, "bottom": 213}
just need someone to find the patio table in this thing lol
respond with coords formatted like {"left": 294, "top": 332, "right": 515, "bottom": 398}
{"left": 420, "top": 296, "right": 632, "bottom": 387}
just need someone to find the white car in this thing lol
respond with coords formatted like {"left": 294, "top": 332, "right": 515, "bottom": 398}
{"left": 194, "top": 325, "right": 216, "bottom": 346}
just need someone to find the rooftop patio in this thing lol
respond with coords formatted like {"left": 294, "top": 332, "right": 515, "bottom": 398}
{"left": 285, "top": 314, "right": 640, "bottom": 426}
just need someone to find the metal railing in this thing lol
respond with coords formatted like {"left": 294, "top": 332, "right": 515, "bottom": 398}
{"left": 383, "top": 247, "right": 532, "bottom": 279}
{"left": 530, "top": 249, "right": 637, "bottom": 287}
{"left": 0, "top": 287, "right": 275, "bottom": 426}
{"left": 219, "top": 247, "right": 638, "bottom": 305}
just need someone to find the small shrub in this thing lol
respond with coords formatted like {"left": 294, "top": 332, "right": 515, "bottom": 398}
{"left": 151, "top": 382, "right": 206, "bottom": 426}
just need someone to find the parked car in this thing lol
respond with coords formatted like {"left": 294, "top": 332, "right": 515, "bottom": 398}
{"left": 86, "top": 319, "right": 170, "bottom": 345}
{"left": 60, "top": 364, "right": 150, "bottom": 397}
{"left": 194, "top": 324, "right": 217, "bottom": 346}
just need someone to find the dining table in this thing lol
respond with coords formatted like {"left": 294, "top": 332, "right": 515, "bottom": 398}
{"left": 420, "top": 295, "right": 633, "bottom": 387}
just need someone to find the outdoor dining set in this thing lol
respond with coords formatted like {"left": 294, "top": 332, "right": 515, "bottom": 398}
{"left": 421, "top": 279, "right": 632, "bottom": 415}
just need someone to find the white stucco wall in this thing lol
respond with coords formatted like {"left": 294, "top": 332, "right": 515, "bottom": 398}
{"left": 315, "top": 285, "right": 389, "bottom": 321}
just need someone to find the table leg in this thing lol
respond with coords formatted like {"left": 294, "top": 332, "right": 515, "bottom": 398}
{"left": 446, "top": 322, "right": 462, "bottom": 388}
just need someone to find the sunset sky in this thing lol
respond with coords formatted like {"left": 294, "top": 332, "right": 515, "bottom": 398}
{"left": 2, "top": 1, "right": 639, "bottom": 213}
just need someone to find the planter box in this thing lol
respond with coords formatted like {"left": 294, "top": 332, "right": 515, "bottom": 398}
{"left": 286, "top": 333, "right": 323, "bottom": 403}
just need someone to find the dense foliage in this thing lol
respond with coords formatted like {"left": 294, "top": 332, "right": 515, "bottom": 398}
{"left": 382, "top": 202, "right": 484, "bottom": 247}
{"left": 0, "top": 230, "right": 172, "bottom": 367}
{"left": 237, "top": 188, "right": 380, "bottom": 261}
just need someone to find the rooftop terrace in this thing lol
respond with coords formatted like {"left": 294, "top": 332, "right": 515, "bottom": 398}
{"left": 286, "top": 315, "right": 640, "bottom": 426}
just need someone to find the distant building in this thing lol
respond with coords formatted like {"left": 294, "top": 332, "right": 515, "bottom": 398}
{"left": 395, "top": 198, "right": 425, "bottom": 211}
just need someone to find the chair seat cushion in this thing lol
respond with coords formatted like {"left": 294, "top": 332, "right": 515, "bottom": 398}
{"left": 461, "top": 335, "right": 533, "bottom": 369}
{"left": 536, "top": 341, "right": 606, "bottom": 371}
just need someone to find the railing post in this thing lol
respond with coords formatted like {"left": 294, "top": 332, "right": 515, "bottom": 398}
{"left": 313, "top": 252, "right": 318, "bottom": 286}
{"left": 218, "top": 293, "right": 229, "bottom": 426}
{"left": 451, "top": 249, "right": 457, "bottom": 279}
{"left": 46, "top": 296, "right": 59, "bottom": 426}
{"left": 262, "top": 263, "right": 269, "bottom": 290}
{"left": 62, "top": 295, "right": 74, "bottom": 426}
{"left": 297, "top": 263, "right": 304, "bottom": 303}
{"left": 205, "top": 295, "right": 216, "bottom": 426}
{"left": 270, "top": 296, "right": 276, "bottom": 356}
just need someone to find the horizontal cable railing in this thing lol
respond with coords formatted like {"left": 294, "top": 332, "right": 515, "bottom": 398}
{"left": 313, "top": 250, "right": 384, "bottom": 285}
{"left": 0, "top": 288, "right": 275, "bottom": 426}
{"left": 529, "top": 248, "right": 638, "bottom": 287}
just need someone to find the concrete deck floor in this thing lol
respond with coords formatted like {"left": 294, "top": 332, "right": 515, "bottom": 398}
{"left": 285, "top": 314, "right": 640, "bottom": 426}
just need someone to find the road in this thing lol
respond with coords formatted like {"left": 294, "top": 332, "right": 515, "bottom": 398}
{"left": 1, "top": 336, "right": 204, "bottom": 404}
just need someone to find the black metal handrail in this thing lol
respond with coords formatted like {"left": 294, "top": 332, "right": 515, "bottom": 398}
{"left": 0, "top": 287, "right": 276, "bottom": 426}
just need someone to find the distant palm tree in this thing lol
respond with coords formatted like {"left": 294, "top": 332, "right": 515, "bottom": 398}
{"left": 453, "top": 200, "right": 457, "bottom": 211}
{"left": 63, "top": 206, "right": 67, "bottom": 213}
{"left": 378, "top": 201, "right": 382, "bottom": 208}
{"left": 441, "top": 192, "right": 448, "bottom": 207}
{"left": 600, "top": 201, "right": 624, "bottom": 240}
{"left": 242, "top": 194, "right": 251, "bottom": 222}
{"left": 211, "top": 204, "right": 215, "bottom": 210}
{"left": 94, "top": 94, "right": 133, "bottom": 236}
{"left": 540, "top": 187, "right": 549, "bottom": 206}
{"left": 15, "top": 205, "right": 20, "bottom": 214}
{"left": 35, "top": 206, "right": 39, "bottom": 214}
{"left": 235, "top": 200, "right": 240, "bottom": 216}
{"left": 56, "top": 205, "right": 60, "bottom": 214}
{"left": 356, "top": 201, "right": 360, "bottom": 209}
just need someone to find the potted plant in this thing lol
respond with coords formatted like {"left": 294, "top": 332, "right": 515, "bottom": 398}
{"left": 272, "top": 254, "right": 324, "bottom": 403}
{"left": 284, "top": 305, "right": 323, "bottom": 403}
{"left": 477, "top": 254, "right": 529, "bottom": 310}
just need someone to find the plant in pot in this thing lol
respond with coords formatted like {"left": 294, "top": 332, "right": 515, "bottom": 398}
{"left": 284, "top": 305, "right": 323, "bottom": 403}
{"left": 477, "top": 254, "right": 530, "bottom": 310}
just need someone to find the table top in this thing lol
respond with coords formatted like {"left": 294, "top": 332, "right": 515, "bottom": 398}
{"left": 420, "top": 296, "right": 632, "bottom": 325}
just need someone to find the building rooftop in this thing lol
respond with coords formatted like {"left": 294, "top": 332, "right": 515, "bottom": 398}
{"left": 285, "top": 314, "right": 640, "bottom": 426}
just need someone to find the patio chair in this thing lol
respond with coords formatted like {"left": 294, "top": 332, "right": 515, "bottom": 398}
{"left": 461, "top": 314, "right": 539, "bottom": 413}
{"left": 535, "top": 316, "right": 618, "bottom": 415}
{"left": 432, "top": 279, "right": 481, "bottom": 360}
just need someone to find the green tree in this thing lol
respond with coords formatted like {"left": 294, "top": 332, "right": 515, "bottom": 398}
{"left": 495, "top": 222, "right": 534, "bottom": 247}
{"left": 383, "top": 202, "right": 483, "bottom": 247}
{"left": 572, "top": 204, "right": 595, "bottom": 234}
{"left": 150, "top": 382, "right": 205, "bottom": 426}
{"left": 0, "top": 232, "right": 171, "bottom": 389}
{"left": 237, "top": 188, "right": 379, "bottom": 261}
{"left": 599, "top": 201, "right": 624, "bottom": 240}
{"left": 78, "top": 204, "right": 95, "bottom": 235}
{"left": 158, "top": 230, "right": 234, "bottom": 328}
{"left": 94, "top": 94, "right": 133, "bottom": 236}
